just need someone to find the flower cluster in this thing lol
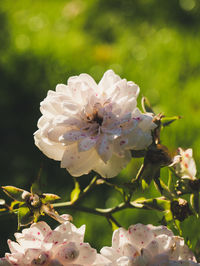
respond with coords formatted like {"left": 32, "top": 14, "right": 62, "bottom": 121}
{"left": 173, "top": 148, "right": 197, "bottom": 180}
{"left": 1, "top": 220, "right": 199, "bottom": 266}
{"left": 34, "top": 70, "right": 156, "bottom": 178}
{"left": 101, "top": 223, "right": 199, "bottom": 266}
{"left": 1, "top": 216, "right": 108, "bottom": 266}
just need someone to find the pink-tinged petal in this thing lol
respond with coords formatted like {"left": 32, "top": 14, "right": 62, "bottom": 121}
{"left": 155, "top": 235, "right": 173, "bottom": 255}
{"left": 120, "top": 98, "right": 138, "bottom": 115}
{"left": 139, "top": 248, "right": 153, "bottom": 263}
{"left": 125, "top": 127, "right": 153, "bottom": 150}
{"left": 75, "top": 243, "right": 97, "bottom": 265}
{"left": 111, "top": 228, "right": 130, "bottom": 250}
{"left": 7, "top": 240, "right": 24, "bottom": 254}
{"left": 170, "top": 236, "right": 196, "bottom": 262}
{"left": 116, "top": 256, "right": 133, "bottom": 266}
{"left": 147, "top": 224, "right": 174, "bottom": 238}
{"left": 61, "top": 144, "right": 99, "bottom": 177}
{"left": 47, "top": 126, "right": 68, "bottom": 142}
{"left": 127, "top": 81, "right": 140, "bottom": 97}
{"left": 93, "top": 254, "right": 112, "bottom": 265}
{"left": 132, "top": 108, "right": 156, "bottom": 131}
{"left": 53, "top": 115, "right": 83, "bottom": 128}
{"left": 79, "top": 73, "right": 98, "bottom": 90}
{"left": 67, "top": 75, "right": 94, "bottom": 105}
{"left": 97, "top": 135, "right": 113, "bottom": 163}
{"left": 37, "top": 116, "right": 49, "bottom": 128}
{"left": 121, "top": 243, "right": 139, "bottom": 258}
{"left": 55, "top": 84, "right": 68, "bottom": 94}
{"left": 79, "top": 137, "right": 97, "bottom": 151}
{"left": 43, "top": 230, "right": 63, "bottom": 245}
{"left": 100, "top": 246, "right": 120, "bottom": 262}
{"left": 34, "top": 131, "right": 65, "bottom": 161}
{"left": 145, "top": 240, "right": 159, "bottom": 257}
{"left": 93, "top": 151, "right": 131, "bottom": 178}
{"left": 14, "top": 222, "right": 52, "bottom": 247}
{"left": 5, "top": 253, "right": 23, "bottom": 265}
{"left": 60, "top": 130, "right": 87, "bottom": 144}
{"left": 55, "top": 222, "right": 85, "bottom": 243}
{"left": 62, "top": 101, "right": 80, "bottom": 115}
{"left": 98, "top": 70, "right": 121, "bottom": 91}
{"left": 40, "top": 99, "right": 64, "bottom": 117}
{"left": 25, "top": 222, "right": 52, "bottom": 239}
{"left": 128, "top": 224, "right": 154, "bottom": 249}
{"left": 113, "top": 138, "right": 128, "bottom": 157}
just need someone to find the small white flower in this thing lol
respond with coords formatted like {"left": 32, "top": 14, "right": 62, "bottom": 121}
{"left": 34, "top": 70, "right": 156, "bottom": 178}
{"left": 100, "top": 223, "right": 198, "bottom": 266}
{"left": 3, "top": 217, "right": 108, "bottom": 266}
{"left": 173, "top": 148, "right": 197, "bottom": 179}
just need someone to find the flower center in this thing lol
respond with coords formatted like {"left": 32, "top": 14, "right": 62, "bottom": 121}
{"left": 90, "top": 111, "right": 103, "bottom": 126}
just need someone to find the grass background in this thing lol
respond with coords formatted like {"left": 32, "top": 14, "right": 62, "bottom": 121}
{"left": 0, "top": 0, "right": 200, "bottom": 258}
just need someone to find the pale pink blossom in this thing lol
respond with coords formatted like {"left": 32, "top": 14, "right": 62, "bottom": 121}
{"left": 34, "top": 70, "right": 156, "bottom": 178}
{"left": 173, "top": 148, "right": 197, "bottom": 179}
{"left": 3, "top": 218, "right": 108, "bottom": 266}
{"left": 100, "top": 223, "right": 198, "bottom": 266}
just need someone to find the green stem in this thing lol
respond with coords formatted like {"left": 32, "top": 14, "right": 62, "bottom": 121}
{"left": 107, "top": 214, "right": 122, "bottom": 228}
{"left": 53, "top": 200, "right": 150, "bottom": 218}
{"left": 132, "top": 163, "right": 145, "bottom": 183}
{"left": 72, "top": 176, "right": 98, "bottom": 205}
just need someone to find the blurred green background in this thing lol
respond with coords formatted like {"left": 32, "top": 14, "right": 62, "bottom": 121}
{"left": 1, "top": 0, "right": 200, "bottom": 257}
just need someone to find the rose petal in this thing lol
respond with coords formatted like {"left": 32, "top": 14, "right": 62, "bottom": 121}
{"left": 93, "top": 151, "right": 131, "bottom": 178}
{"left": 61, "top": 143, "right": 99, "bottom": 176}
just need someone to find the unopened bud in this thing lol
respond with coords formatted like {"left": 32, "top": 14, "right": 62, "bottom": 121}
{"left": 171, "top": 198, "right": 192, "bottom": 222}
{"left": 22, "top": 191, "right": 31, "bottom": 201}
{"left": 30, "top": 194, "right": 41, "bottom": 208}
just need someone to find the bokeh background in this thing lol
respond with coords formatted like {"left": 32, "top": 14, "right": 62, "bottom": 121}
{"left": 1, "top": 0, "right": 200, "bottom": 257}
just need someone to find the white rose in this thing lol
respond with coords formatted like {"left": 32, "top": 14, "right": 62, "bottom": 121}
{"left": 100, "top": 223, "right": 198, "bottom": 266}
{"left": 4, "top": 218, "right": 108, "bottom": 265}
{"left": 34, "top": 70, "right": 156, "bottom": 178}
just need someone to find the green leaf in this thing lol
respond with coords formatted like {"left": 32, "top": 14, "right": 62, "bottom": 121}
{"left": 31, "top": 182, "right": 42, "bottom": 195}
{"left": 159, "top": 179, "right": 174, "bottom": 200}
{"left": 141, "top": 179, "right": 149, "bottom": 190}
{"left": 168, "top": 169, "right": 176, "bottom": 194}
{"left": 42, "top": 193, "right": 60, "bottom": 204}
{"left": 161, "top": 116, "right": 181, "bottom": 127}
{"left": 70, "top": 180, "right": 81, "bottom": 203}
{"left": 141, "top": 97, "right": 154, "bottom": 114}
{"left": 108, "top": 218, "right": 119, "bottom": 231}
{"left": 18, "top": 206, "right": 34, "bottom": 228}
{"left": 190, "top": 193, "right": 199, "bottom": 215}
{"left": 174, "top": 219, "right": 182, "bottom": 236}
{"left": 133, "top": 197, "right": 170, "bottom": 212}
{"left": 164, "top": 210, "right": 173, "bottom": 222}
{"left": 2, "top": 186, "right": 30, "bottom": 202}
